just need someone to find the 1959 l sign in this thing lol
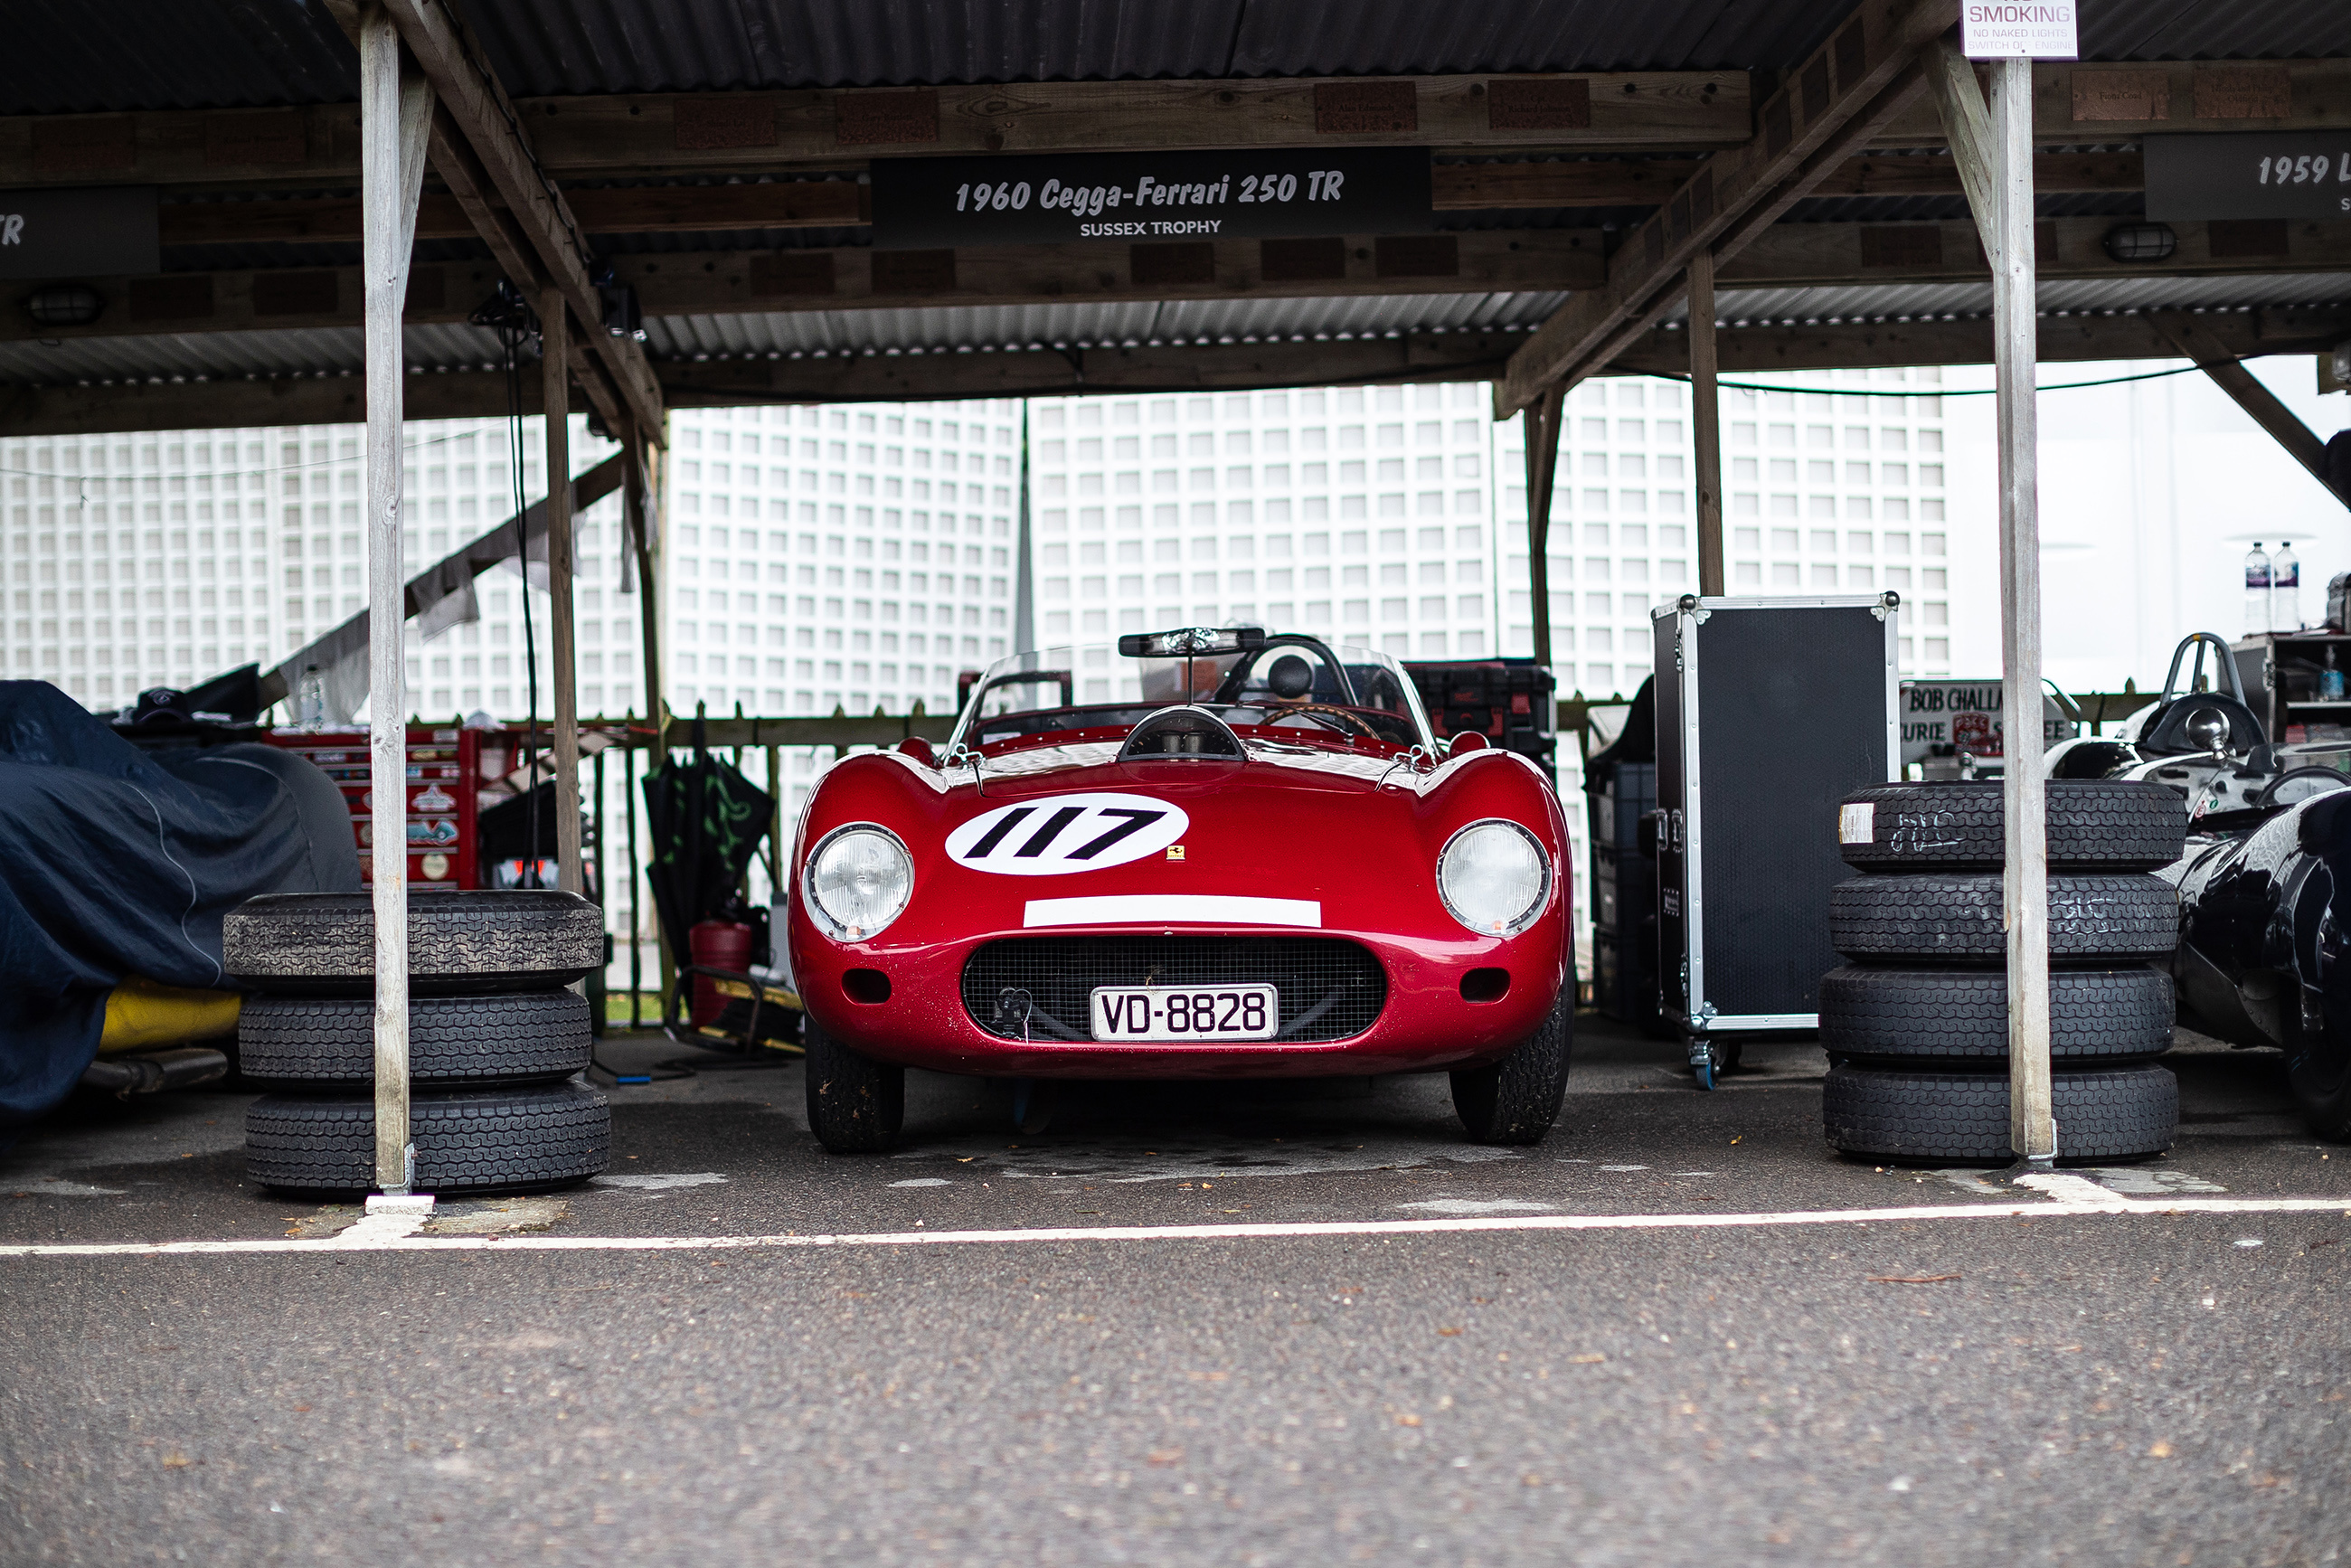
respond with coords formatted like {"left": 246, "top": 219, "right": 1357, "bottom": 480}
{"left": 2147, "top": 133, "right": 2351, "bottom": 220}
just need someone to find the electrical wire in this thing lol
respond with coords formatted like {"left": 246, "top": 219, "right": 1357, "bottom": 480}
{"left": 1641, "top": 361, "right": 2217, "bottom": 399}
{"left": 0, "top": 427, "right": 484, "bottom": 486}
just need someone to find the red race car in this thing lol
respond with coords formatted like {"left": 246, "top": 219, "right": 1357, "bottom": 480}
{"left": 785, "top": 627, "right": 1572, "bottom": 1151}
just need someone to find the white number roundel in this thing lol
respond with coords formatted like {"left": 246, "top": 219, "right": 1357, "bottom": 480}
{"left": 943, "top": 792, "right": 1188, "bottom": 876}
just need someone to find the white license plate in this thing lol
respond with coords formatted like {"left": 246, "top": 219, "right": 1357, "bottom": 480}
{"left": 1089, "top": 983, "right": 1279, "bottom": 1042}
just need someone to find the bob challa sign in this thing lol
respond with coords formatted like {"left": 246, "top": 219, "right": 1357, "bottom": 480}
{"left": 1900, "top": 679, "right": 2078, "bottom": 766}
{"left": 869, "top": 148, "right": 1431, "bottom": 249}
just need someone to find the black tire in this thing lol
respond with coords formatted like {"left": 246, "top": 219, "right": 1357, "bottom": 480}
{"left": 1821, "top": 1063, "right": 2176, "bottom": 1164}
{"left": 2287, "top": 1020, "right": 2351, "bottom": 1144}
{"left": 1837, "top": 781, "right": 2186, "bottom": 873}
{"left": 1451, "top": 987, "right": 1573, "bottom": 1146}
{"left": 238, "top": 991, "right": 591, "bottom": 1088}
{"left": 1819, "top": 964, "right": 2174, "bottom": 1064}
{"left": 804, "top": 1014, "right": 905, "bottom": 1154}
{"left": 1829, "top": 873, "right": 2176, "bottom": 964}
{"left": 244, "top": 1081, "right": 609, "bottom": 1195}
{"left": 225, "top": 890, "right": 604, "bottom": 996}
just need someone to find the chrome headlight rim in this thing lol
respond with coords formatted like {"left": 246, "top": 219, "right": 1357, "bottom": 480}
{"left": 801, "top": 821, "right": 915, "bottom": 942}
{"left": 1436, "top": 817, "right": 1553, "bottom": 940}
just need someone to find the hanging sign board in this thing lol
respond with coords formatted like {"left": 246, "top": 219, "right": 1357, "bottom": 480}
{"left": 0, "top": 184, "right": 159, "bottom": 279}
{"left": 1960, "top": 2, "right": 2078, "bottom": 59}
{"left": 2147, "top": 134, "right": 2351, "bottom": 220}
{"left": 869, "top": 148, "right": 1431, "bottom": 250}
{"left": 1900, "top": 679, "right": 2078, "bottom": 764}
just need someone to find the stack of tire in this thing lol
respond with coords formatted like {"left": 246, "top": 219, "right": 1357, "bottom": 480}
{"left": 226, "top": 890, "right": 611, "bottom": 1195}
{"left": 1821, "top": 780, "right": 2187, "bottom": 1165}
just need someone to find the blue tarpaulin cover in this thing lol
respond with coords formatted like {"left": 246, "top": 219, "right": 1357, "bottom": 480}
{"left": 0, "top": 683, "right": 359, "bottom": 1130}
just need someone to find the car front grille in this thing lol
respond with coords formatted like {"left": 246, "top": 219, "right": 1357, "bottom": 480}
{"left": 960, "top": 936, "right": 1387, "bottom": 1044}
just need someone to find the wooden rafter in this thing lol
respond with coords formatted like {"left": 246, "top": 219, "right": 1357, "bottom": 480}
{"left": 370, "top": 0, "right": 665, "bottom": 442}
{"left": 1494, "top": 0, "right": 1960, "bottom": 416}
{"left": 20, "top": 216, "right": 2349, "bottom": 349}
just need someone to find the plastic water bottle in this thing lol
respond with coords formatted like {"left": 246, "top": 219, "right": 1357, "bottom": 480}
{"left": 2272, "top": 540, "right": 2301, "bottom": 632}
{"left": 297, "top": 664, "right": 326, "bottom": 728}
{"left": 2244, "top": 543, "right": 2272, "bottom": 638}
{"left": 2322, "top": 646, "right": 2345, "bottom": 703}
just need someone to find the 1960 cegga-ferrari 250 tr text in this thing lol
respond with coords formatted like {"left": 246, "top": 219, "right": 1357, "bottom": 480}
{"left": 782, "top": 628, "right": 1573, "bottom": 1151}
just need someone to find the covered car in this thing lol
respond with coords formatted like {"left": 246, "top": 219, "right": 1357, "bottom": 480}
{"left": 785, "top": 628, "right": 1572, "bottom": 1151}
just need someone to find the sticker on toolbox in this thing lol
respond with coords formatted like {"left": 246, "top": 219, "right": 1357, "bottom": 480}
{"left": 407, "top": 819, "right": 460, "bottom": 845}
{"left": 1838, "top": 802, "right": 1875, "bottom": 845}
{"left": 411, "top": 784, "right": 457, "bottom": 813}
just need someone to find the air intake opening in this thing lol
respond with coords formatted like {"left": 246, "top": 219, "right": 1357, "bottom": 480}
{"left": 1460, "top": 968, "right": 1509, "bottom": 1003}
{"left": 843, "top": 968, "right": 892, "bottom": 1004}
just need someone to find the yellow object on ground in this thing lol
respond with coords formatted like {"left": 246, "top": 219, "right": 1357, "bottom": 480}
{"left": 98, "top": 977, "right": 241, "bottom": 1055}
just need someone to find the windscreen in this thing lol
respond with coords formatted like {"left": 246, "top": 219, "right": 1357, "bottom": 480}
{"left": 947, "top": 634, "right": 1432, "bottom": 753}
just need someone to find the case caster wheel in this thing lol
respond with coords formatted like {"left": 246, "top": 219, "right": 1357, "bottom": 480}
{"left": 1689, "top": 1035, "right": 1741, "bottom": 1091}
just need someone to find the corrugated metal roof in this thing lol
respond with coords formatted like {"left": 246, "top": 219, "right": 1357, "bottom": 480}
{"left": 0, "top": 323, "right": 509, "bottom": 386}
{"left": 0, "top": 0, "right": 353, "bottom": 115}
{"left": 643, "top": 290, "right": 1565, "bottom": 359}
{"left": 1681, "top": 271, "right": 2351, "bottom": 326}
{"left": 9, "top": 0, "right": 2351, "bottom": 116}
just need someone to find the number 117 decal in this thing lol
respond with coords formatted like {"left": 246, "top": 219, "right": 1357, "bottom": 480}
{"left": 943, "top": 792, "right": 1190, "bottom": 876}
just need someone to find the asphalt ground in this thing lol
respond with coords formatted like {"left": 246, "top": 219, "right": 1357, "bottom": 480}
{"left": 3, "top": 1015, "right": 2347, "bottom": 1565}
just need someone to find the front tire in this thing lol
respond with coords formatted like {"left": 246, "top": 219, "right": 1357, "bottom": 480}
{"left": 1451, "top": 987, "right": 1572, "bottom": 1145}
{"left": 804, "top": 1014, "right": 905, "bottom": 1153}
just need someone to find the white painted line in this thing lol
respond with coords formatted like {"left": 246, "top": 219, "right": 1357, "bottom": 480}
{"left": 1023, "top": 894, "right": 1321, "bottom": 929}
{"left": 590, "top": 1173, "right": 728, "bottom": 1192}
{"left": 3, "top": 1194, "right": 2346, "bottom": 1259}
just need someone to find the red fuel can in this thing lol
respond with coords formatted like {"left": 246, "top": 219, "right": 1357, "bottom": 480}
{"left": 689, "top": 919, "right": 755, "bottom": 1025}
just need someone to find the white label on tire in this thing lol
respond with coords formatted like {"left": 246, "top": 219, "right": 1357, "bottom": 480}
{"left": 1839, "top": 802, "right": 1875, "bottom": 845}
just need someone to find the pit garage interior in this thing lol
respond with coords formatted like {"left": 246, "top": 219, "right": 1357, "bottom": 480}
{"left": 5, "top": 1, "right": 2351, "bottom": 1562}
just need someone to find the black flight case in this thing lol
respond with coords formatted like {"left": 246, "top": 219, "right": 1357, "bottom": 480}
{"left": 1649, "top": 593, "right": 1901, "bottom": 1087}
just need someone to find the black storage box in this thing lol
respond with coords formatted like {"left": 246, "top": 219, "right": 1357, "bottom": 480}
{"left": 1650, "top": 595, "right": 1900, "bottom": 1065}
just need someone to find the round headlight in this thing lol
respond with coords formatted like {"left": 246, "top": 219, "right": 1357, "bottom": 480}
{"left": 1437, "top": 819, "right": 1550, "bottom": 938}
{"left": 805, "top": 825, "right": 914, "bottom": 940}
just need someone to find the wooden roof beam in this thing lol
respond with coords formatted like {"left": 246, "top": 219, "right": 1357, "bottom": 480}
{"left": 143, "top": 149, "right": 2137, "bottom": 250}
{"left": 1604, "top": 305, "right": 2351, "bottom": 375}
{"left": 1493, "top": 0, "right": 1959, "bottom": 417}
{"left": 11, "top": 306, "right": 2351, "bottom": 438}
{"left": 14, "top": 214, "right": 2346, "bottom": 350}
{"left": 0, "top": 72, "right": 1752, "bottom": 191}
{"left": 11, "top": 59, "right": 2351, "bottom": 194}
{"left": 19, "top": 210, "right": 2350, "bottom": 354}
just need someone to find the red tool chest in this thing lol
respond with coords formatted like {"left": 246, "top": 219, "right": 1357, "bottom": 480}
{"left": 265, "top": 725, "right": 483, "bottom": 887}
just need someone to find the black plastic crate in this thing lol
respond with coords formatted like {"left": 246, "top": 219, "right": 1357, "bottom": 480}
{"left": 1591, "top": 844, "right": 1653, "bottom": 934}
{"left": 1592, "top": 929, "right": 1662, "bottom": 1033}
{"left": 1592, "top": 761, "right": 1655, "bottom": 855}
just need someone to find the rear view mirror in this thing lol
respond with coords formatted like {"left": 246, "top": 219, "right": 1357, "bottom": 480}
{"left": 1116, "top": 626, "right": 1268, "bottom": 658}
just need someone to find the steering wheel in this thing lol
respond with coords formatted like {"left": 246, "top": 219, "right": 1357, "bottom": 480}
{"left": 2258, "top": 767, "right": 2349, "bottom": 809}
{"left": 1263, "top": 704, "right": 1381, "bottom": 739}
{"left": 1212, "top": 633, "right": 1362, "bottom": 706}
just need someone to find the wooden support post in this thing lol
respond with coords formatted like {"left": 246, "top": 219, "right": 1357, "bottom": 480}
{"left": 542, "top": 290, "right": 583, "bottom": 898}
{"left": 361, "top": 5, "right": 430, "bottom": 1195}
{"left": 1991, "top": 56, "right": 2054, "bottom": 1164}
{"left": 1688, "top": 250, "right": 1725, "bottom": 598}
{"left": 623, "top": 423, "right": 664, "bottom": 709}
{"left": 1522, "top": 384, "right": 1567, "bottom": 674}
